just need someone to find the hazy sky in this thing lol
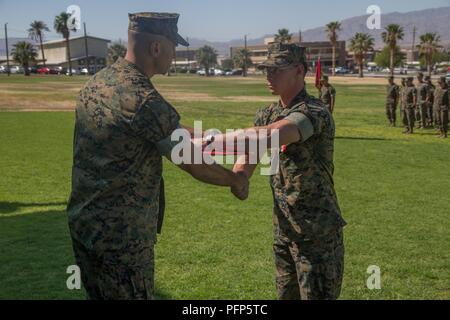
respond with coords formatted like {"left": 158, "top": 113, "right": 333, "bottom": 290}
{"left": 1, "top": 0, "right": 449, "bottom": 42}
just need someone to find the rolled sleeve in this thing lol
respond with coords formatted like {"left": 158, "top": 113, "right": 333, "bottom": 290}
{"left": 131, "top": 92, "right": 181, "bottom": 146}
{"left": 284, "top": 112, "right": 314, "bottom": 142}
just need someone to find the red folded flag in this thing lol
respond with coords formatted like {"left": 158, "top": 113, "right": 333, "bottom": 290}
{"left": 315, "top": 57, "right": 321, "bottom": 88}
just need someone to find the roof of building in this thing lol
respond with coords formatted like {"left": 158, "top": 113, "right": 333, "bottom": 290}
{"left": 41, "top": 35, "right": 111, "bottom": 46}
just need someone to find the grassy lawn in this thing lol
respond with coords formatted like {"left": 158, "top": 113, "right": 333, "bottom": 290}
{"left": 0, "top": 74, "right": 449, "bottom": 299}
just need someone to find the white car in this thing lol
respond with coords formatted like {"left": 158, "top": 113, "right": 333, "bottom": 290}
{"left": 213, "top": 69, "right": 224, "bottom": 76}
{"left": 80, "top": 68, "right": 89, "bottom": 75}
{"left": 9, "top": 66, "right": 22, "bottom": 74}
{"left": 66, "top": 68, "right": 80, "bottom": 75}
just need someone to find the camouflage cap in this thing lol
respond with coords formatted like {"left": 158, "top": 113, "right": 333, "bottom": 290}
{"left": 258, "top": 42, "right": 306, "bottom": 70}
{"left": 128, "top": 12, "right": 189, "bottom": 46}
{"left": 321, "top": 74, "right": 329, "bottom": 81}
{"left": 407, "top": 76, "right": 414, "bottom": 81}
{"left": 424, "top": 75, "right": 431, "bottom": 81}
{"left": 417, "top": 71, "right": 424, "bottom": 77}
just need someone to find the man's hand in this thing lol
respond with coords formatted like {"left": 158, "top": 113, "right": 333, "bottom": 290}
{"left": 230, "top": 171, "right": 249, "bottom": 200}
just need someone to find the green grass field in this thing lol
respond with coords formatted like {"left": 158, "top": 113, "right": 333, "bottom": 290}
{"left": 0, "top": 74, "right": 449, "bottom": 300}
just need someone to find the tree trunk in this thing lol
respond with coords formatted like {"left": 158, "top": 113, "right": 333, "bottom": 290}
{"left": 66, "top": 37, "right": 72, "bottom": 76}
{"left": 205, "top": 64, "right": 209, "bottom": 77}
{"left": 359, "top": 60, "right": 363, "bottom": 78}
{"left": 39, "top": 35, "right": 46, "bottom": 68}
{"left": 390, "top": 47, "right": 394, "bottom": 77}
{"left": 332, "top": 44, "right": 336, "bottom": 76}
{"left": 23, "top": 63, "right": 30, "bottom": 76}
{"left": 427, "top": 56, "right": 431, "bottom": 76}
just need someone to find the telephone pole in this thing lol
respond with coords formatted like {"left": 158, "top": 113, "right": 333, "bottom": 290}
{"left": 186, "top": 37, "right": 190, "bottom": 71}
{"left": 243, "top": 34, "right": 247, "bottom": 77}
{"left": 5, "top": 23, "right": 10, "bottom": 76}
{"left": 298, "top": 29, "right": 302, "bottom": 44}
{"left": 83, "top": 22, "right": 90, "bottom": 73}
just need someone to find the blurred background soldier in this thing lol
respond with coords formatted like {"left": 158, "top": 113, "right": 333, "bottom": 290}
{"left": 416, "top": 72, "right": 429, "bottom": 128}
{"left": 404, "top": 77, "right": 417, "bottom": 134}
{"left": 425, "top": 76, "right": 435, "bottom": 127}
{"left": 386, "top": 76, "right": 399, "bottom": 126}
{"left": 434, "top": 77, "right": 449, "bottom": 138}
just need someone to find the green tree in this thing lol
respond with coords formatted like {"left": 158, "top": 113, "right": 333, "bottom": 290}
{"left": 381, "top": 24, "right": 404, "bottom": 76}
{"left": 221, "top": 58, "right": 234, "bottom": 70}
{"left": 325, "top": 21, "right": 342, "bottom": 76}
{"left": 54, "top": 12, "right": 77, "bottom": 76}
{"left": 195, "top": 45, "right": 217, "bottom": 76}
{"left": 28, "top": 20, "right": 50, "bottom": 68}
{"left": 349, "top": 32, "right": 374, "bottom": 78}
{"left": 374, "top": 45, "right": 404, "bottom": 68}
{"left": 107, "top": 40, "right": 127, "bottom": 65}
{"left": 11, "top": 41, "right": 38, "bottom": 76}
{"left": 232, "top": 48, "right": 252, "bottom": 77}
{"left": 417, "top": 33, "right": 441, "bottom": 76}
{"left": 274, "top": 28, "right": 292, "bottom": 44}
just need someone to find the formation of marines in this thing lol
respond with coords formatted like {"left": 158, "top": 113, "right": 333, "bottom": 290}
{"left": 388, "top": 73, "right": 448, "bottom": 138}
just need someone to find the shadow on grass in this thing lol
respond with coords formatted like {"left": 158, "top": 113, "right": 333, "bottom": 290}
{"left": 0, "top": 201, "right": 67, "bottom": 214}
{"left": 1, "top": 207, "right": 175, "bottom": 300}
{"left": 336, "top": 136, "right": 390, "bottom": 141}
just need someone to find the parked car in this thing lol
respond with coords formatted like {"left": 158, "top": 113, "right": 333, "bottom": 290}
{"left": 334, "top": 67, "right": 350, "bottom": 74}
{"left": 48, "top": 66, "right": 63, "bottom": 75}
{"left": 80, "top": 68, "right": 89, "bottom": 75}
{"left": 37, "top": 67, "right": 50, "bottom": 74}
{"left": 9, "top": 66, "right": 23, "bottom": 74}
{"left": 394, "top": 67, "right": 407, "bottom": 74}
{"left": 0, "top": 66, "right": 7, "bottom": 73}
{"left": 65, "top": 68, "right": 80, "bottom": 75}
{"left": 213, "top": 68, "right": 224, "bottom": 76}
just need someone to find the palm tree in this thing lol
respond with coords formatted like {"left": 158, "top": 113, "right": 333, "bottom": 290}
{"left": 195, "top": 45, "right": 217, "bottom": 77}
{"left": 232, "top": 48, "right": 252, "bottom": 77}
{"left": 381, "top": 24, "right": 404, "bottom": 76}
{"left": 325, "top": 21, "right": 342, "bottom": 76}
{"left": 107, "top": 40, "right": 127, "bottom": 65}
{"left": 28, "top": 20, "right": 50, "bottom": 68}
{"left": 54, "top": 12, "right": 77, "bottom": 76}
{"left": 274, "top": 28, "right": 292, "bottom": 44}
{"left": 417, "top": 33, "right": 441, "bottom": 76}
{"left": 11, "top": 41, "right": 38, "bottom": 76}
{"left": 349, "top": 33, "right": 374, "bottom": 78}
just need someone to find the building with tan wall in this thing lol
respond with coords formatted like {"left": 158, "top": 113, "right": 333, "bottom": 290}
{"left": 37, "top": 36, "right": 110, "bottom": 72}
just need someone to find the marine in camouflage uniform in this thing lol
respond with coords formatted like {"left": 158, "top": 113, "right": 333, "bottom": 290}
{"left": 403, "top": 77, "right": 417, "bottom": 134}
{"left": 318, "top": 75, "right": 336, "bottom": 114}
{"left": 385, "top": 76, "right": 399, "bottom": 126}
{"left": 416, "top": 72, "right": 429, "bottom": 128}
{"left": 230, "top": 43, "right": 346, "bottom": 300}
{"left": 433, "top": 76, "right": 449, "bottom": 138}
{"left": 399, "top": 77, "right": 408, "bottom": 128}
{"left": 67, "top": 12, "right": 247, "bottom": 300}
{"left": 425, "top": 76, "right": 435, "bottom": 127}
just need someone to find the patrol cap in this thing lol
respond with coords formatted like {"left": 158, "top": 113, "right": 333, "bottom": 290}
{"left": 128, "top": 12, "right": 189, "bottom": 46}
{"left": 321, "top": 74, "right": 329, "bottom": 81}
{"left": 407, "top": 76, "right": 414, "bottom": 81}
{"left": 258, "top": 42, "right": 307, "bottom": 70}
{"left": 424, "top": 75, "right": 431, "bottom": 81}
{"left": 417, "top": 72, "right": 424, "bottom": 77}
